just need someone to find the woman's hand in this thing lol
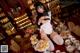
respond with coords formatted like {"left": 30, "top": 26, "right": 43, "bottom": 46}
{"left": 38, "top": 16, "right": 50, "bottom": 25}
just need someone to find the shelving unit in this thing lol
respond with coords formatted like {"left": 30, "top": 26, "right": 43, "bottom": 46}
{"left": 14, "top": 13, "right": 32, "bottom": 29}
{"left": 0, "top": 25, "right": 6, "bottom": 42}
{"left": 0, "top": 7, "right": 16, "bottom": 36}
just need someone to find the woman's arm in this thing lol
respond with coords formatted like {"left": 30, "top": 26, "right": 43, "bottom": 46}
{"left": 38, "top": 16, "right": 46, "bottom": 25}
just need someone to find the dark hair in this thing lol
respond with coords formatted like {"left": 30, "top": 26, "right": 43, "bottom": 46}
{"left": 35, "top": 2, "right": 49, "bottom": 14}
{"left": 34, "top": 2, "right": 49, "bottom": 26}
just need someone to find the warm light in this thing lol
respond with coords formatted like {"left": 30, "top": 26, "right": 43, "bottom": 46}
{"left": 46, "top": 0, "right": 49, "bottom": 2}
{"left": 16, "top": 17, "right": 28, "bottom": 24}
{"left": 0, "top": 17, "right": 9, "bottom": 23}
{"left": 0, "top": 12, "right": 5, "bottom": 17}
{"left": 14, "top": 13, "right": 27, "bottom": 20}
{"left": 27, "top": 0, "right": 32, "bottom": 4}
{"left": 30, "top": 4, "right": 35, "bottom": 10}
{"left": 18, "top": 21, "right": 29, "bottom": 26}
{"left": 20, "top": 23, "right": 32, "bottom": 29}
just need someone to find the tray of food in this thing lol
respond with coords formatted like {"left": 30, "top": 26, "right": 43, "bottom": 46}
{"left": 34, "top": 39, "right": 49, "bottom": 52}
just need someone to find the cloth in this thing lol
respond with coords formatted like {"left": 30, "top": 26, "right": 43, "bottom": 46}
{"left": 40, "top": 22, "right": 53, "bottom": 34}
{"left": 39, "top": 11, "right": 53, "bottom": 34}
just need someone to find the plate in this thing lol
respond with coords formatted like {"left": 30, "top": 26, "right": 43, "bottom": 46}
{"left": 34, "top": 40, "right": 49, "bottom": 52}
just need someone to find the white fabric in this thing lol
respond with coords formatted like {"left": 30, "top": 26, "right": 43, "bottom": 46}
{"left": 40, "top": 11, "right": 53, "bottom": 34}
{"left": 38, "top": 11, "right": 53, "bottom": 34}
{"left": 40, "top": 22, "right": 53, "bottom": 34}
{"left": 48, "top": 11, "right": 51, "bottom": 20}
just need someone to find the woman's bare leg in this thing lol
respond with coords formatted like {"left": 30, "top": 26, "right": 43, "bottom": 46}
{"left": 50, "top": 31, "right": 64, "bottom": 45}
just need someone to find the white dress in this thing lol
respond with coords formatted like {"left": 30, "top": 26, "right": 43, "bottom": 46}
{"left": 39, "top": 11, "right": 53, "bottom": 35}
{"left": 40, "top": 21, "right": 53, "bottom": 34}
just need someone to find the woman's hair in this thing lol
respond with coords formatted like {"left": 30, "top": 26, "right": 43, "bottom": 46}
{"left": 34, "top": 2, "right": 49, "bottom": 25}
{"left": 35, "top": 2, "right": 49, "bottom": 15}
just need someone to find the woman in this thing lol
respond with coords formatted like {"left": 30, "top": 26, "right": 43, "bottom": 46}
{"left": 35, "top": 1, "right": 52, "bottom": 32}
{"left": 35, "top": 1, "right": 64, "bottom": 51}
{"left": 35, "top": 2, "right": 55, "bottom": 52}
